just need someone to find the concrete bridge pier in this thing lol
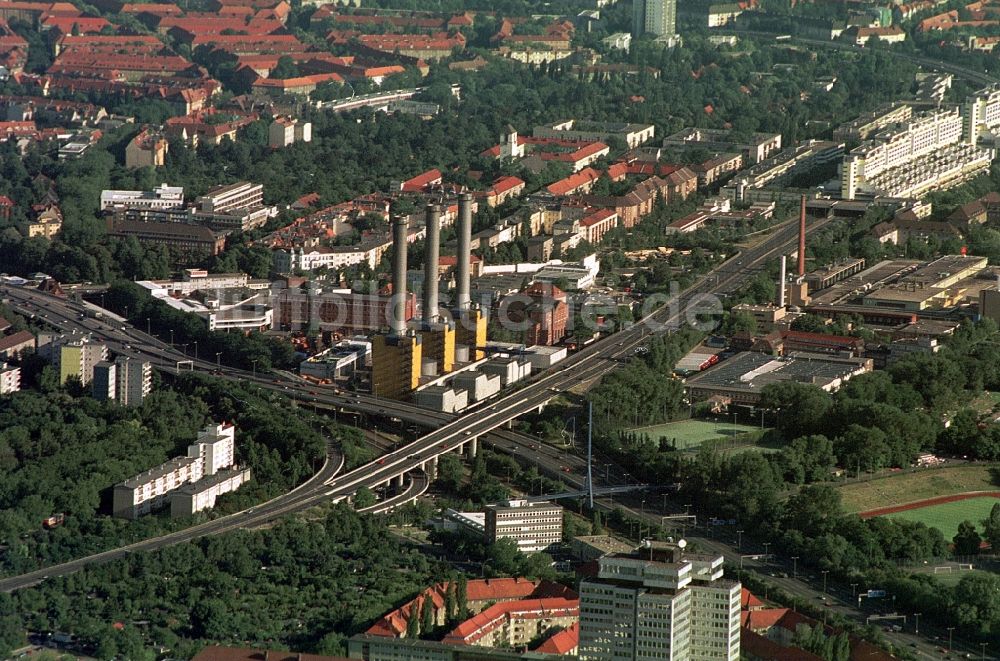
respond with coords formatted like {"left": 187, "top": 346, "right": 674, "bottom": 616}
{"left": 393, "top": 473, "right": 405, "bottom": 488}
{"left": 465, "top": 436, "right": 478, "bottom": 459}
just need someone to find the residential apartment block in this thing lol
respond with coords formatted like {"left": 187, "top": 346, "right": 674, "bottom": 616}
{"left": 268, "top": 115, "right": 312, "bottom": 148}
{"left": 485, "top": 499, "right": 563, "bottom": 554}
{"left": 533, "top": 119, "right": 656, "bottom": 149}
{"left": 841, "top": 107, "right": 992, "bottom": 199}
{"left": 578, "top": 540, "right": 741, "bottom": 661}
{"left": 53, "top": 337, "right": 108, "bottom": 386}
{"left": 0, "top": 362, "right": 20, "bottom": 394}
{"left": 113, "top": 422, "right": 248, "bottom": 519}
{"left": 633, "top": 0, "right": 676, "bottom": 36}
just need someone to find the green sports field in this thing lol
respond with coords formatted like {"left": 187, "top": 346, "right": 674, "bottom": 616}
{"left": 884, "top": 496, "right": 1000, "bottom": 541}
{"left": 628, "top": 419, "right": 763, "bottom": 450}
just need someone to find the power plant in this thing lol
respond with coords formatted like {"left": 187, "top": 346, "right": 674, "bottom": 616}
{"left": 371, "top": 215, "right": 422, "bottom": 398}
{"left": 371, "top": 192, "right": 487, "bottom": 399}
{"left": 410, "top": 203, "right": 456, "bottom": 376}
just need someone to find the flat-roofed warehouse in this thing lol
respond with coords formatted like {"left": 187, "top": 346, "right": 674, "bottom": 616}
{"left": 684, "top": 351, "right": 872, "bottom": 406}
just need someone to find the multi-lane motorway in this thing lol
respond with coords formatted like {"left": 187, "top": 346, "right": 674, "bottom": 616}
{"left": 0, "top": 212, "right": 822, "bottom": 593}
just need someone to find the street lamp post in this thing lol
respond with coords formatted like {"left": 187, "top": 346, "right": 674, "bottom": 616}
{"left": 216, "top": 352, "right": 222, "bottom": 369}
{"left": 981, "top": 642, "right": 987, "bottom": 660}
{"left": 169, "top": 329, "right": 174, "bottom": 346}
{"left": 821, "top": 570, "right": 829, "bottom": 594}
{"left": 146, "top": 317, "right": 151, "bottom": 335}
{"left": 763, "top": 542, "right": 771, "bottom": 561}
{"left": 948, "top": 627, "right": 955, "bottom": 652}
{"left": 736, "top": 529, "right": 744, "bottom": 551}
{"left": 791, "top": 556, "right": 798, "bottom": 578}
{"left": 913, "top": 613, "right": 920, "bottom": 634}
{"left": 251, "top": 359, "right": 257, "bottom": 380}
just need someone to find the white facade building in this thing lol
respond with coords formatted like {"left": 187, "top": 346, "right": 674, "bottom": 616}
{"left": 840, "top": 107, "right": 990, "bottom": 199}
{"left": 484, "top": 499, "right": 563, "bottom": 553}
{"left": 578, "top": 540, "right": 741, "bottom": 661}
{"left": 273, "top": 245, "right": 380, "bottom": 273}
{"left": 100, "top": 184, "right": 184, "bottom": 211}
{"left": 170, "top": 467, "right": 251, "bottom": 517}
{"left": 0, "top": 362, "right": 20, "bottom": 394}
{"left": 268, "top": 116, "right": 312, "bottom": 148}
{"left": 113, "top": 422, "right": 243, "bottom": 519}
{"left": 115, "top": 356, "right": 152, "bottom": 407}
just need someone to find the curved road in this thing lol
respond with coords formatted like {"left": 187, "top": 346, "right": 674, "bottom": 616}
{"left": 0, "top": 212, "right": 822, "bottom": 592}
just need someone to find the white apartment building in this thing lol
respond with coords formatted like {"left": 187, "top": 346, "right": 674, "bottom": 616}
{"left": 268, "top": 116, "right": 312, "bottom": 149}
{"left": 189, "top": 422, "right": 236, "bottom": 476}
{"left": 578, "top": 540, "right": 741, "bottom": 661}
{"left": 113, "top": 422, "right": 240, "bottom": 518}
{"left": 273, "top": 245, "right": 380, "bottom": 273}
{"left": 633, "top": 0, "right": 676, "bottom": 37}
{"left": 92, "top": 361, "right": 117, "bottom": 401}
{"left": 170, "top": 466, "right": 251, "bottom": 517}
{"left": 115, "top": 356, "right": 152, "bottom": 407}
{"left": 55, "top": 338, "right": 108, "bottom": 386}
{"left": 113, "top": 455, "right": 205, "bottom": 519}
{"left": 964, "top": 84, "right": 1000, "bottom": 145}
{"left": 196, "top": 182, "right": 264, "bottom": 213}
{"left": 100, "top": 184, "right": 184, "bottom": 211}
{"left": 484, "top": 499, "right": 563, "bottom": 553}
{"left": 0, "top": 362, "right": 20, "bottom": 394}
{"left": 841, "top": 108, "right": 981, "bottom": 199}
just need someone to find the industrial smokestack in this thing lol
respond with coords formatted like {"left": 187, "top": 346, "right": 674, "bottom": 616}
{"left": 423, "top": 203, "right": 441, "bottom": 322}
{"left": 798, "top": 195, "right": 807, "bottom": 277}
{"left": 778, "top": 255, "right": 787, "bottom": 308}
{"left": 390, "top": 215, "right": 408, "bottom": 336}
{"left": 456, "top": 192, "right": 473, "bottom": 312}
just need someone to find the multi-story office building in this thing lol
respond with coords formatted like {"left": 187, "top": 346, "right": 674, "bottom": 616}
{"left": 484, "top": 499, "right": 563, "bottom": 554}
{"left": 578, "top": 539, "right": 741, "bottom": 661}
{"left": 633, "top": 0, "right": 676, "bottom": 37}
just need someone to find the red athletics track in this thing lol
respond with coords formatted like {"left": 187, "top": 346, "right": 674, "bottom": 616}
{"left": 858, "top": 491, "right": 1000, "bottom": 519}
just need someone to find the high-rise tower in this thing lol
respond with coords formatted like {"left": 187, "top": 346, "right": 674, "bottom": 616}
{"left": 633, "top": 0, "right": 676, "bottom": 37}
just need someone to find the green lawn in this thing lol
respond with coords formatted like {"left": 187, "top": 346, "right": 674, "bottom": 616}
{"left": 628, "top": 419, "right": 764, "bottom": 451}
{"left": 924, "top": 568, "right": 992, "bottom": 587}
{"left": 839, "top": 465, "right": 998, "bottom": 513}
{"left": 883, "top": 496, "right": 1000, "bottom": 541}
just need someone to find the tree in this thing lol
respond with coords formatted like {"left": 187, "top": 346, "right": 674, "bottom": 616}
{"left": 420, "top": 594, "right": 434, "bottom": 637}
{"left": 406, "top": 607, "right": 419, "bottom": 638}
{"left": 456, "top": 575, "right": 468, "bottom": 620}
{"left": 436, "top": 453, "right": 464, "bottom": 493}
{"left": 953, "top": 520, "right": 982, "bottom": 556}
{"left": 353, "top": 486, "right": 376, "bottom": 509}
{"left": 445, "top": 581, "right": 458, "bottom": 622}
{"left": 983, "top": 503, "right": 1000, "bottom": 551}
{"left": 758, "top": 382, "right": 832, "bottom": 440}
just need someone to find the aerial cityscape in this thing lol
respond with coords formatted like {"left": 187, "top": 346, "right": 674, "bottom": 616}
{"left": 2, "top": 0, "right": 1000, "bottom": 659}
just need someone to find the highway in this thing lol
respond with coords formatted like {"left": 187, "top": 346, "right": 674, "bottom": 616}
{"left": 725, "top": 28, "right": 997, "bottom": 86}
{"left": 0, "top": 211, "right": 823, "bottom": 592}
